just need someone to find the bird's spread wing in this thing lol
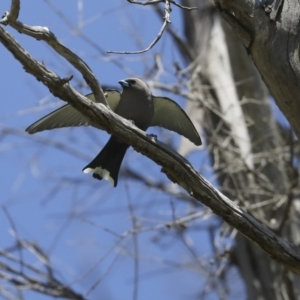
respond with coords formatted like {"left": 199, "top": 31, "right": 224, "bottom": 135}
{"left": 150, "top": 96, "right": 202, "bottom": 146}
{"left": 26, "top": 90, "right": 121, "bottom": 134}
{"left": 87, "top": 90, "right": 121, "bottom": 111}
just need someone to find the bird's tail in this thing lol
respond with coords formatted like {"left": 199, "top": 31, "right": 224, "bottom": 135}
{"left": 83, "top": 136, "right": 129, "bottom": 187}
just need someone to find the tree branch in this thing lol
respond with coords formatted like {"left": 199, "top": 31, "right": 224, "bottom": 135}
{"left": 108, "top": 0, "right": 171, "bottom": 54}
{"left": 1, "top": 0, "right": 106, "bottom": 105}
{"left": 109, "top": 0, "right": 197, "bottom": 54}
{"left": 1, "top": 13, "right": 300, "bottom": 276}
{"left": 127, "top": 0, "right": 197, "bottom": 10}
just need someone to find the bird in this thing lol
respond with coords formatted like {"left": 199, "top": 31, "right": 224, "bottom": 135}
{"left": 26, "top": 78, "right": 202, "bottom": 187}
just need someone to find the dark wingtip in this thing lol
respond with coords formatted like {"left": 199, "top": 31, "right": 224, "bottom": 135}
{"left": 195, "top": 136, "right": 202, "bottom": 146}
{"left": 25, "top": 127, "right": 34, "bottom": 134}
{"left": 191, "top": 132, "right": 202, "bottom": 146}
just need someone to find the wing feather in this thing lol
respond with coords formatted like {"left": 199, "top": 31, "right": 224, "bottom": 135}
{"left": 150, "top": 96, "right": 201, "bottom": 146}
{"left": 26, "top": 90, "right": 121, "bottom": 134}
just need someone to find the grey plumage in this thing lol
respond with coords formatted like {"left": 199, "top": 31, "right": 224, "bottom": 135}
{"left": 25, "top": 90, "right": 121, "bottom": 133}
{"left": 26, "top": 78, "right": 201, "bottom": 187}
{"left": 82, "top": 78, "right": 154, "bottom": 186}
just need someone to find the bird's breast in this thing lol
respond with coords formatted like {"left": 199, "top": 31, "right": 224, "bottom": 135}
{"left": 115, "top": 94, "right": 154, "bottom": 131}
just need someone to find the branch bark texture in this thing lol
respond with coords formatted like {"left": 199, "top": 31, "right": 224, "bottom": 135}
{"left": 216, "top": 0, "right": 300, "bottom": 141}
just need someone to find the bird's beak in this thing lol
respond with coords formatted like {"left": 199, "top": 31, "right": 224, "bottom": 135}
{"left": 118, "top": 80, "right": 129, "bottom": 88}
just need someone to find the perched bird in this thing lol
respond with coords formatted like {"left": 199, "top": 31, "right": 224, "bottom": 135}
{"left": 26, "top": 78, "right": 201, "bottom": 186}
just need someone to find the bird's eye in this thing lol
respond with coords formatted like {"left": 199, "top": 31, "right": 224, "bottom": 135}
{"left": 128, "top": 79, "right": 136, "bottom": 85}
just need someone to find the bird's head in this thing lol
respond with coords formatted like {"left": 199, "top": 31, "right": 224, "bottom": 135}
{"left": 118, "top": 78, "right": 149, "bottom": 93}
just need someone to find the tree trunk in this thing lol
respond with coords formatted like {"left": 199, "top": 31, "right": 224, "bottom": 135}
{"left": 180, "top": 0, "right": 300, "bottom": 298}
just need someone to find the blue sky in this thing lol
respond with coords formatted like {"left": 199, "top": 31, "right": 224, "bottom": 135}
{"left": 0, "top": 1, "right": 244, "bottom": 299}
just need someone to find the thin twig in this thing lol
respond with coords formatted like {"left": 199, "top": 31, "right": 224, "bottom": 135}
{"left": 108, "top": 0, "right": 171, "bottom": 54}
{"left": 1, "top": 1, "right": 106, "bottom": 105}
{"left": 127, "top": 0, "right": 164, "bottom": 5}
{"left": 108, "top": 19, "right": 168, "bottom": 54}
{"left": 109, "top": 0, "right": 196, "bottom": 54}
{"left": 127, "top": 0, "right": 197, "bottom": 10}
{"left": 170, "top": 1, "right": 197, "bottom": 11}
{"left": 2, "top": 206, "right": 24, "bottom": 275}
{"left": 126, "top": 184, "right": 139, "bottom": 300}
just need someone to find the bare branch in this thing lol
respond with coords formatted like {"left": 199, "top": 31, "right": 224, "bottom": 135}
{"left": 127, "top": 0, "right": 164, "bottom": 5}
{"left": 126, "top": 186, "right": 140, "bottom": 300}
{"left": 108, "top": 17, "right": 168, "bottom": 54}
{"left": 127, "top": 0, "right": 197, "bottom": 10}
{"left": 108, "top": 0, "right": 171, "bottom": 54}
{"left": 1, "top": 2, "right": 106, "bottom": 105}
{"left": 0, "top": 239, "right": 85, "bottom": 299}
{"left": 108, "top": 0, "right": 196, "bottom": 54}
{"left": 170, "top": 1, "right": 197, "bottom": 10}
{"left": 1, "top": 0, "right": 20, "bottom": 23}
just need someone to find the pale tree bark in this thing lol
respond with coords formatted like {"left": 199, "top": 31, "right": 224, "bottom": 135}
{"left": 180, "top": 0, "right": 300, "bottom": 299}
{"left": 216, "top": 0, "right": 300, "bottom": 140}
